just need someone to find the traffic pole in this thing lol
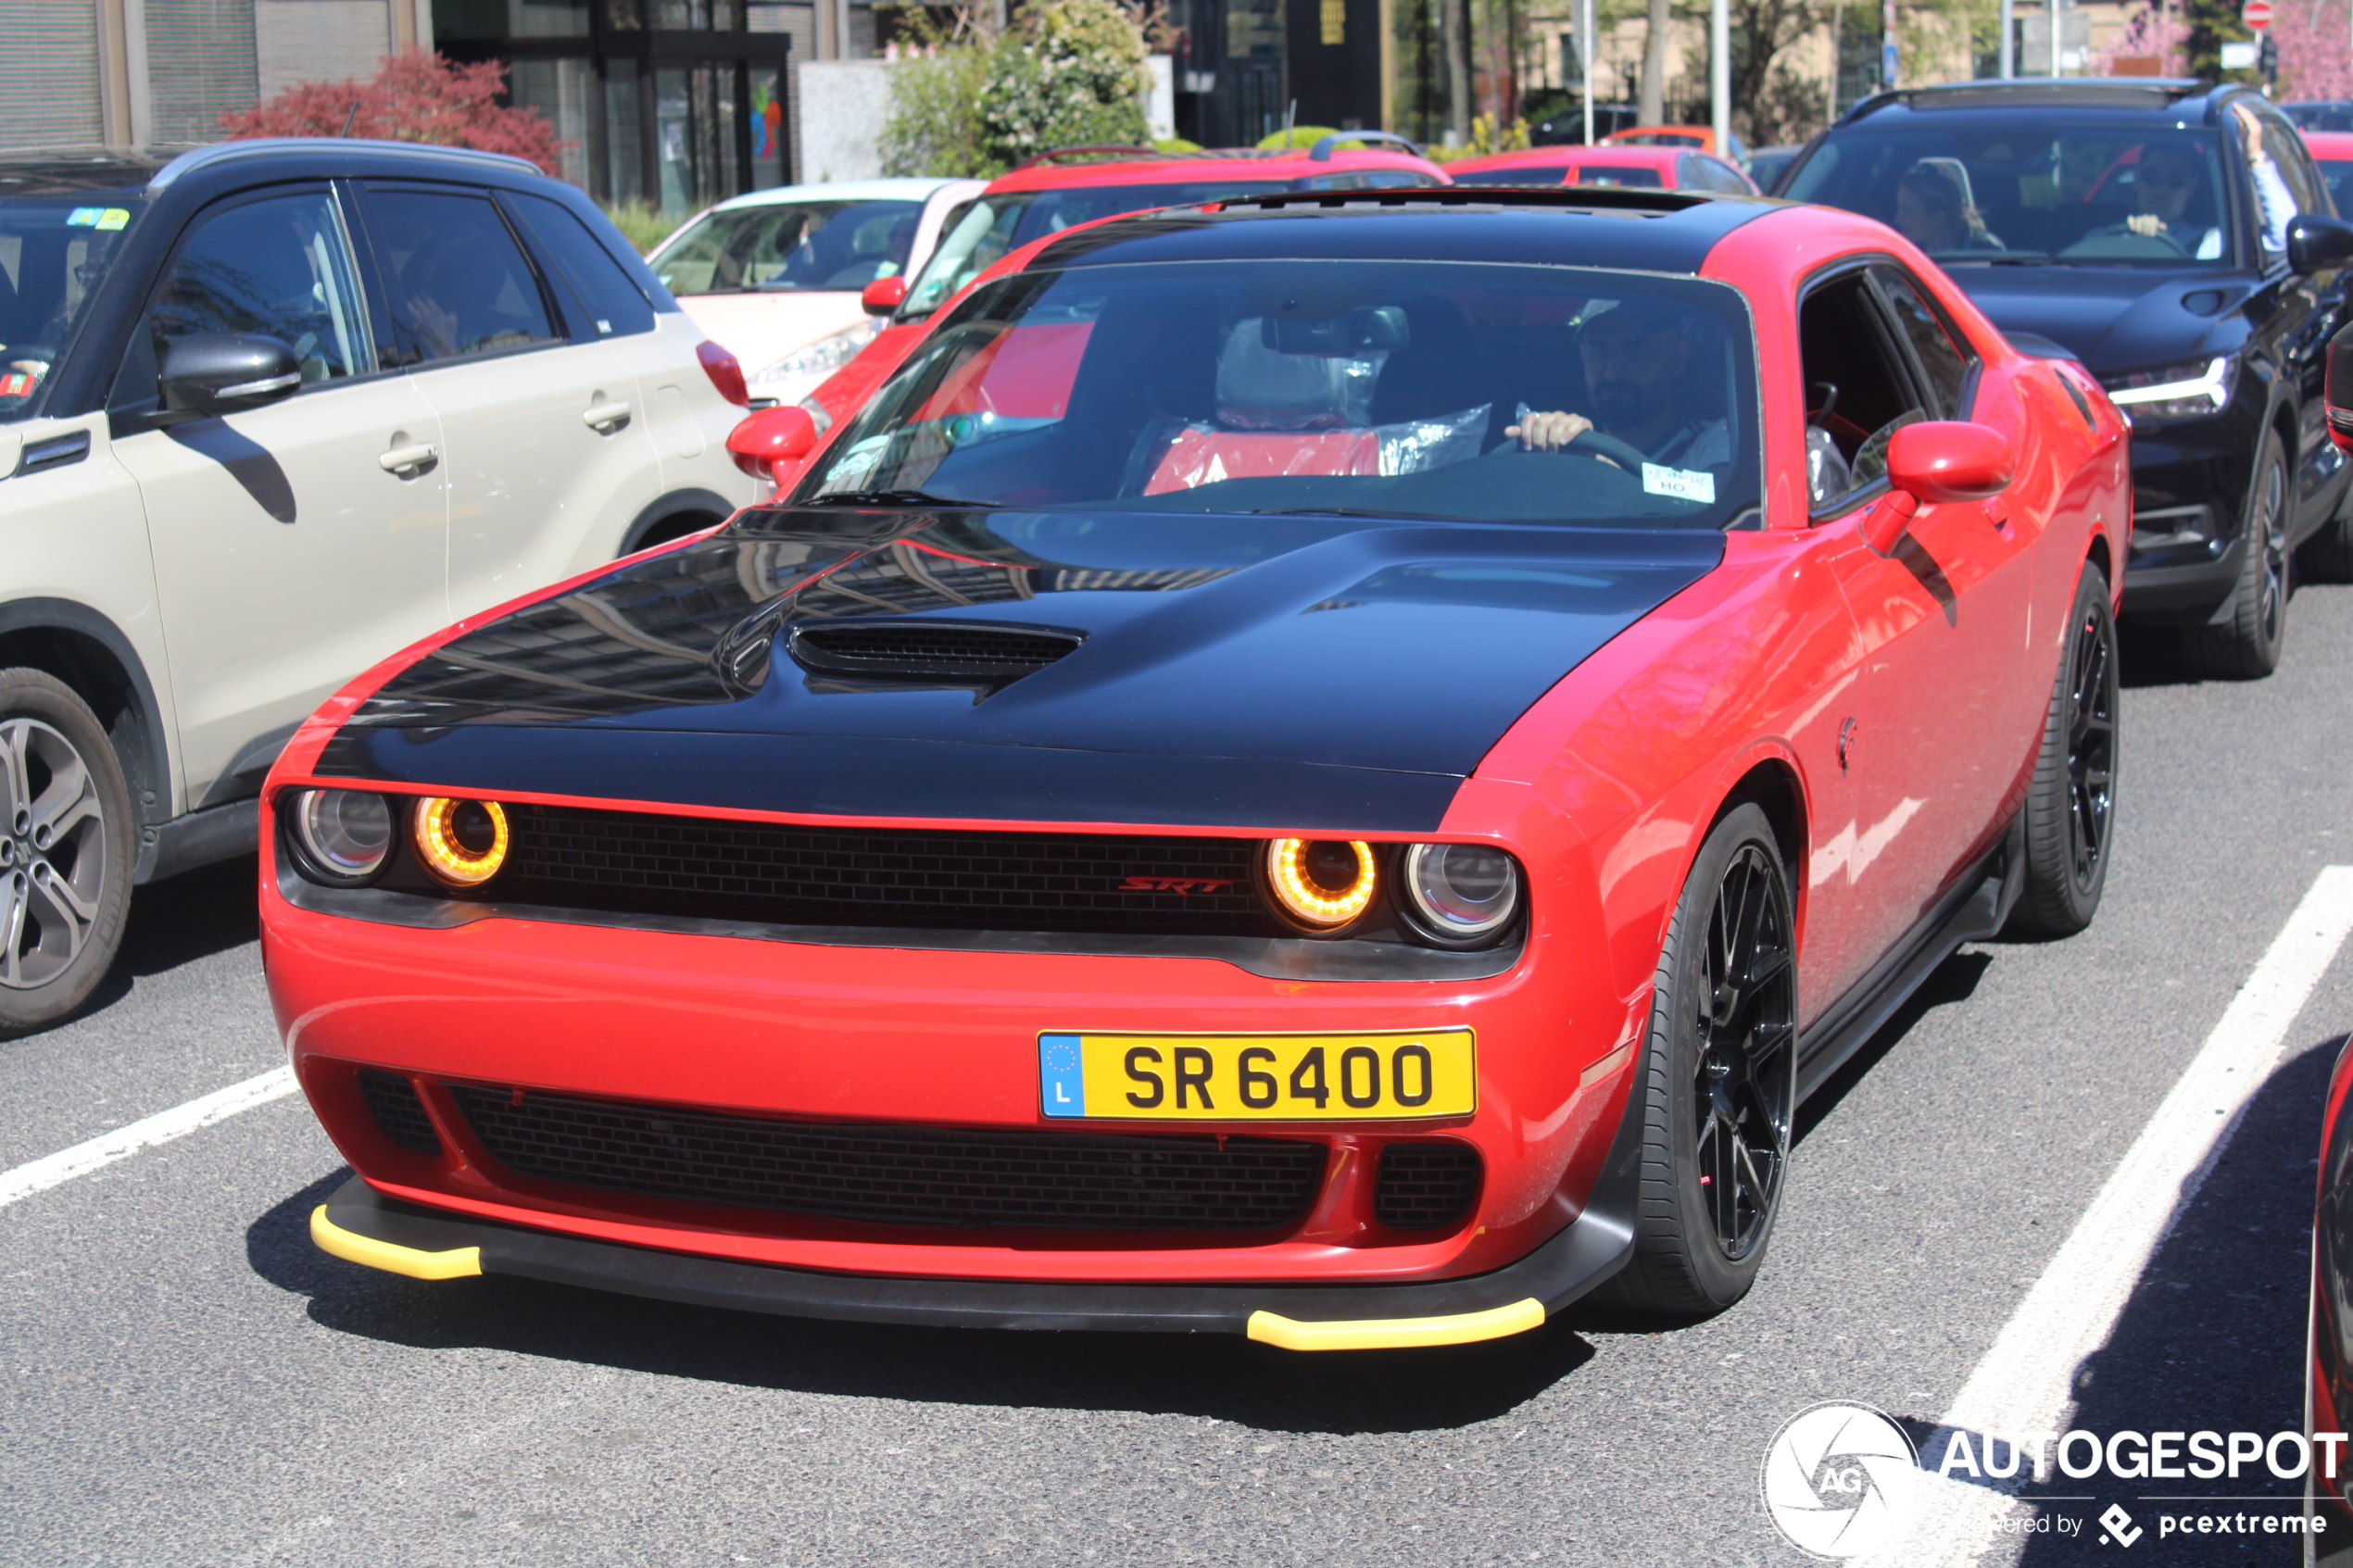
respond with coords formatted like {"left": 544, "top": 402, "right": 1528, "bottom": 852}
{"left": 1712, "top": 0, "right": 1730, "bottom": 151}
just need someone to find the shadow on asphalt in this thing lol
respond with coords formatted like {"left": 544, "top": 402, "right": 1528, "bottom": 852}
{"left": 244, "top": 1169, "right": 1599, "bottom": 1436}
{"left": 1793, "top": 947, "right": 1994, "bottom": 1148}
{"left": 1843, "top": 1035, "right": 2338, "bottom": 1563}
{"left": 68, "top": 854, "right": 261, "bottom": 1024}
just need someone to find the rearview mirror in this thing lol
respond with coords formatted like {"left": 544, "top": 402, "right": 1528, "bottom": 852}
{"left": 2290, "top": 215, "right": 2353, "bottom": 275}
{"left": 862, "top": 276, "right": 908, "bottom": 317}
{"left": 728, "top": 404, "right": 818, "bottom": 486}
{"left": 156, "top": 333, "right": 302, "bottom": 422}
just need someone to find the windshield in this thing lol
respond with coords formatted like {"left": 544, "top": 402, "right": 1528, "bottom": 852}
{"left": 1451, "top": 165, "right": 1663, "bottom": 189}
{"left": 2319, "top": 157, "right": 2353, "bottom": 218}
{"left": 798, "top": 259, "right": 1760, "bottom": 531}
{"left": 652, "top": 199, "right": 925, "bottom": 295}
{"left": 1, "top": 196, "right": 140, "bottom": 420}
{"left": 1785, "top": 120, "right": 2236, "bottom": 266}
{"left": 900, "top": 182, "right": 1290, "bottom": 316}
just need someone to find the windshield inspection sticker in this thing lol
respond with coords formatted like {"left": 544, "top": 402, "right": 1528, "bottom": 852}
{"left": 65, "top": 207, "right": 130, "bottom": 230}
{"left": 1642, "top": 463, "right": 1716, "bottom": 504}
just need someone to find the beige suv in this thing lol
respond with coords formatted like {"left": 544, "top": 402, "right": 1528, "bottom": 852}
{"left": 0, "top": 139, "right": 758, "bottom": 1033}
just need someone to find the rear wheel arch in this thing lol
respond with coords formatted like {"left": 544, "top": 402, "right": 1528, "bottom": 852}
{"left": 0, "top": 600, "right": 170, "bottom": 847}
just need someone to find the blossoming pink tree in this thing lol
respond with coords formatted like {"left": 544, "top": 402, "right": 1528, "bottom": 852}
{"left": 2273, "top": 0, "right": 2353, "bottom": 99}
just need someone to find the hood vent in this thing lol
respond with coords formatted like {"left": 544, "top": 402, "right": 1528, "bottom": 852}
{"left": 786, "top": 618, "right": 1088, "bottom": 683}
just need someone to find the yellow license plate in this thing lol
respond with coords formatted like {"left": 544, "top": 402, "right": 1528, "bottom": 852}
{"left": 1038, "top": 1030, "right": 1475, "bottom": 1122}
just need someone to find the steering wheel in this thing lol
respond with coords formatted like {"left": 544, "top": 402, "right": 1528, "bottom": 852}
{"left": 1568, "top": 428, "right": 1653, "bottom": 470}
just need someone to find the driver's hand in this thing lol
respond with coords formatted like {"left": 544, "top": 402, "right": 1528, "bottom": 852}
{"left": 2127, "top": 213, "right": 2167, "bottom": 238}
{"left": 1506, "top": 410, "right": 1595, "bottom": 452}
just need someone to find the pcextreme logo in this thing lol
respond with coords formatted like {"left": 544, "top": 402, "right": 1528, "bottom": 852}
{"left": 1760, "top": 1401, "right": 1921, "bottom": 1559}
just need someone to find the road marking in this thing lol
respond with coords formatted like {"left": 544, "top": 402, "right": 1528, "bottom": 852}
{"left": 0, "top": 1065, "right": 297, "bottom": 1209}
{"left": 1865, "top": 865, "right": 2353, "bottom": 1566}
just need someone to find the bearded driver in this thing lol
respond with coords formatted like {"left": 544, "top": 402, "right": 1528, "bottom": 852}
{"left": 1504, "top": 296, "right": 1729, "bottom": 468}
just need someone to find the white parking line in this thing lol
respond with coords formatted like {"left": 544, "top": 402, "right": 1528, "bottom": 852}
{"left": 1866, "top": 865, "right": 2353, "bottom": 1566}
{"left": 0, "top": 1065, "right": 297, "bottom": 1209}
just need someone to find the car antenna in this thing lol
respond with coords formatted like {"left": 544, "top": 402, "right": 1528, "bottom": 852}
{"left": 339, "top": 100, "right": 359, "bottom": 137}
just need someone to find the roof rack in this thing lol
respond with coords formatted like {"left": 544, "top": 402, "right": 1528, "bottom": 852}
{"left": 1840, "top": 77, "right": 2214, "bottom": 125}
{"left": 149, "top": 136, "right": 546, "bottom": 191}
{"left": 1008, "top": 144, "right": 1164, "bottom": 172}
{"left": 1307, "top": 129, "right": 1423, "bottom": 161}
{"left": 1212, "top": 184, "right": 1723, "bottom": 215}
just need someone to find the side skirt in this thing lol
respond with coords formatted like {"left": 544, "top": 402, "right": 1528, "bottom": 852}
{"left": 1794, "top": 811, "right": 2024, "bottom": 1104}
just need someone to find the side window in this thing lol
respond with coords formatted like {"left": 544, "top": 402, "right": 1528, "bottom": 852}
{"left": 1872, "top": 267, "right": 1976, "bottom": 419}
{"left": 505, "top": 192, "right": 657, "bottom": 339}
{"left": 146, "top": 191, "right": 377, "bottom": 386}
{"left": 364, "top": 188, "right": 560, "bottom": 364}
{"left": 2232, "top": 101, "right": 2303, "bottom": 262}
{"left": 1797, "top": 271, "right": 1928, "bottom": 511}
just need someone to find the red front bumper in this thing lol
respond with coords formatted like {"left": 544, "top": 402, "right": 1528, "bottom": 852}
{"left": 265, "top": 847, "right": 1644, "bottom": 1297}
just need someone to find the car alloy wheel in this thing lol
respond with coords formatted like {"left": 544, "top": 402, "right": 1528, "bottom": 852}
{"left": 0, "top": 670, "right": 134, "bottom": 1035}
{"left": 2011, "top": 566, "right": 2120, "bottom": 938}
{"left": 1600, "top": 801, "right": 1796, "bottom": 1317}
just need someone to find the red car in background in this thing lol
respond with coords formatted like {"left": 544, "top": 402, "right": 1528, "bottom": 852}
{"left": 277, "top": 185, "right": 2128, "bottom": 1348}
{"left": 1443, "top": 144, "right": 1759, "bottom": 195}
{"left": 2302, "top": 128, "right": 2353, "bottom": 218}
{"left": 794, "top": 136, "right": 1449, "bottom": 433}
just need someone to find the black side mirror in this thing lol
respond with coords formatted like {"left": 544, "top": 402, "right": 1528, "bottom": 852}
{"left": 156, "top": 333, "right": 302, "bottom": 422}
{"left": 2327, "top": 320, "right": 2353, "bottom": 453}
{"left": 2289, "top": 215, "right": 2353, "bottom": 274}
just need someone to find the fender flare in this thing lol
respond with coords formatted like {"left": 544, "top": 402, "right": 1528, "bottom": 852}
{"left": 620, "top": 487, "right": 737, "bottom": 556}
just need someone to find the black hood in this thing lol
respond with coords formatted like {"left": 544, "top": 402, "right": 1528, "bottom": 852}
{"left": 1942, "top": 264, "right": 2252, "bottom": 376}
{"left": 317, "top": 508, "right": 1723, "bottom": 832}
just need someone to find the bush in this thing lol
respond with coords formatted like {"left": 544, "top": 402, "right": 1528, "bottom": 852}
{"left": 601, "top": 201, "right": 680, "bottom": 255}
{"left": 220, "top": 49, "right": 559, "bottom": 175}
{"left": 880, "top": 8, "right": 1005, "bottom": 178}
{"left": 978, "top": 0, "right": 1151, "bottom": 167}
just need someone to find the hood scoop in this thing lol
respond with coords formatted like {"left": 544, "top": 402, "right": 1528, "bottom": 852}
{"left": 786, "top": 617, "right": 1089, "bottom": 684}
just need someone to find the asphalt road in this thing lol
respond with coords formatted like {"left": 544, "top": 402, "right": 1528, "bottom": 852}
{"left": 7, "top": 583, "right": 2353, "bottom": 1568}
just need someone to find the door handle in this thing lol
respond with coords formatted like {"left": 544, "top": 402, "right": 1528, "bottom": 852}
{"left": 583, "top": 400, "right": 633, "bottom": 433}
{"left": 379, "top": 442, "right": 438, "bottom": 475}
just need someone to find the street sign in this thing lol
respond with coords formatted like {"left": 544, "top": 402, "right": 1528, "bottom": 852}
{"left": 2243, "top": 0, "right": 2272, "bottom": 31}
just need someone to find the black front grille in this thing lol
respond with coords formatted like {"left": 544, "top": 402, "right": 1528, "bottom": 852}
{"left": 359, "top": 1068, "right": 442, "bottom": 1154}
{"left": 1375, "top": 1142, "right": 1481, "bottom": 1230}
{"left": 498, "top": 805, "right": 1280, "bottom": 936}
{"left": 450, "top": 1086, "right": 1327, "bottom": 1231}
{"left": 788, "top": 619, "right": 1084, "bottom": 679}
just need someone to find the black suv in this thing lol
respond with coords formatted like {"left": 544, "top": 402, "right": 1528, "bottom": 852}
{"left": 1780, "top": 79, "right": 2353, "bottom": 675}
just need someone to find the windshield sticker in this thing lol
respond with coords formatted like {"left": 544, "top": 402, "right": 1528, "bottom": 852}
{"left": 1642, "top": 463, "right": 1716, "bottom": 504}
{"left": 65, "top": 207, "right": 130, "bottom": 230}
{"left": 96, "top": 207, "right": 130, "bottom": 231}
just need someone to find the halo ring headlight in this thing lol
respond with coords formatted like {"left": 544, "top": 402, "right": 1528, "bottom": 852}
{"left": 412, "top": 797, "right": 510, "bottom": 887}
{"left": 1263, "top": 838, "right": 1378, "bottom": 931}
{"left": 1397, "top": 842, "right": 1523, "bottom": 947}
{"left": 286, "top": 788, "right": 394, "bottom": 885}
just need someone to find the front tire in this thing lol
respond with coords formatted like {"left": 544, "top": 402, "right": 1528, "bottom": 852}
{"left": 0, "top": 669, "right": 134, "bottom": 1038}
{"left": 2008, "top": 564, "right": 2119, "bottom": 938}
{"left": 1599, "top": 802, "right": 1797, "bottom": 1320}
{"left": 2193, "top": 428, "right": 2290, "bottom": 678}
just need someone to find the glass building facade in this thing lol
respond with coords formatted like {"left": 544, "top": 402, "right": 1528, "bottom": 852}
{"left": 434, "top": 0, "right": 795, "bottom": 211}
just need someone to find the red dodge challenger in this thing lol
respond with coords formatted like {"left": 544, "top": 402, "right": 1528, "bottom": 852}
{"left": 269, "top": 186, "right": 2130, "bottom": 1349}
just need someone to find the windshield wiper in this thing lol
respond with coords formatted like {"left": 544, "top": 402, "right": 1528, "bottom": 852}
{"left": 809, "top": 488, "right": 1000, "bottom": 509}
{"left": 1248, "top": 506, "right": 1439, "bottom": 520}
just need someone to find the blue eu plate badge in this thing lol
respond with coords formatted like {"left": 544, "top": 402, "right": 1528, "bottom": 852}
{"left": 1038, "top": 1034, "right": 1086, "bottom": 1117}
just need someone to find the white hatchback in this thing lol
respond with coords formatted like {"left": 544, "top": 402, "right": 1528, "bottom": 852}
{"left": 648, "top": 177, "right": 983, "bottom": 409}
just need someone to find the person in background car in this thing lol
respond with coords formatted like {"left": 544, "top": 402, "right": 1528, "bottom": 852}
{"left": 2122, "top": 139, "right": 2226, "bottom": 258}
{"left": 1893, "top": 160, "right": 2002, "bottom": 254}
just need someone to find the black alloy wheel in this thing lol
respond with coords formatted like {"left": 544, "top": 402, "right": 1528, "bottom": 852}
{"left": 0, "top": 669, "right": 134, "bottom": 1037}
{"left": 2011, "top": 566, "right": 2120, "bottom": 938}
{"left": 1599, "top": 802, "right": 1797, "bottom": 1318}
{"left": 2196, "top": 429, "right": 2290, "bottom": 678}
